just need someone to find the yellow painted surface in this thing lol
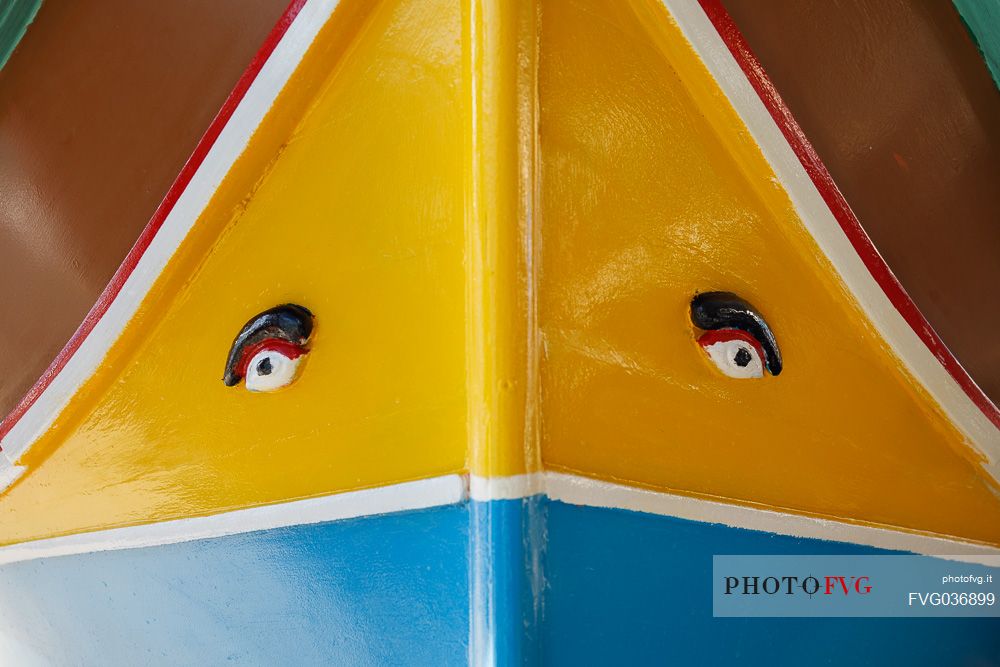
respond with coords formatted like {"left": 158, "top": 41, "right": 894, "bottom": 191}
{"left": 463, "top": 0, "right": 541, "bottom": 478}
{"left": 537, "top": 0, "right": 1000, "bottom": 545}
{"left": 0, "top": 0, "right": 470, "bottom": 544}
{"left": 3, "top": 0, "right": 998, "bottom": 549}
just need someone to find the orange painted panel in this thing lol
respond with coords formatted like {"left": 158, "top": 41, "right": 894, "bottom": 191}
{"left": 537, "top": 0, "right": 1000, "bottom": 545}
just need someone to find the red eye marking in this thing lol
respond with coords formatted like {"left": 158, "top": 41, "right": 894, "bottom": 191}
{"left": 697, "top": 328, "right": 766, "bottom": 363}
{"left": 234, "top": 338, "right": 306, "bottom": 380}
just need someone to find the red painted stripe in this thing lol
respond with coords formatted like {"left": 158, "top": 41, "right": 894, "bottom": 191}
{"left": 697, "top": 0, "right": 1000, "bottom": 430}
{"left": 234, "top": 338, "right": 306, "bottom": 381}
{"left": 0, "top": 0, "right": 310, "bottom": 446}
{"left": 697, "top": 329, "right": 767, "bottom": 367}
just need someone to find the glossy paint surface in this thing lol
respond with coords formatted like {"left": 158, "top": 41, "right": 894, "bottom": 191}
{"left": 1, "top": 1, "right": 997, "bottom": 662}
{"left": 470, "top": 497, "right": 542, "bottom": 664}
{"left": 721, "top": 0, "right": 1000, "bottom": 405}
{"left": 3, "top": 495, "right": 998, "bottom": 665}
{"left": 0, "top": 504, "right": 469, "bottom": 666}
{"left": 0, "top": 0, "right": 469, "bottom": 544}
{"left": 463, "top": 0, "right": 542, "bottom": 478}
{"left": 540, "top": 499, "right": 1000, "bottom": 666}
{"left": 6, "top": 0, "right": 998, "bottom": 548}
{"left": 537, "top": 0, "right": 1000, "bottom": 544}
{"left": 0, "top": 0, "right": 290, "bottom": 424}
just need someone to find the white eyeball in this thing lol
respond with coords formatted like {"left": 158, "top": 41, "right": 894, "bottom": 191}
{"left": 245, "top": 348, "right": 303, "bottom": 392}
{"left": 698, "top": 330, "right": 764, "bottom": 379}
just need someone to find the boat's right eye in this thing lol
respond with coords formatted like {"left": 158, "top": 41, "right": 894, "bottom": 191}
{"left": 697, "top": 329, "right": 765, "bottom": 379}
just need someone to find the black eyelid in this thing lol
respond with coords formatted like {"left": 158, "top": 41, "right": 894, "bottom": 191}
{"left": 690, "top": 291, "right": 782, "bottom": 375}
{"left": 223, "top": 304, "right": 314, "bottom": 386}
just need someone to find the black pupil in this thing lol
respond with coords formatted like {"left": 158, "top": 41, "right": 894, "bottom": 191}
{"left": 733, "top": 347, "right": 752, "bottom": 368}
{"left": 256, "top": 357, "right": 273, "bottom": 376}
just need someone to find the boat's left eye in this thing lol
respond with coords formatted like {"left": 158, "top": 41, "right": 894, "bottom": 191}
{"left": 244, "top": 342, "right": 305, "bottom": 392}
{"left": 222, "top": 304, "right": 314, "bottom": 390}
{"left": 697, "top": 329, "right": 765, "bottom": 379}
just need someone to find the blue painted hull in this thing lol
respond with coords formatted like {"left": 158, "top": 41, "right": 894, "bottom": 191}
{"left": 1, "top": 499, "right": 997, "bottom": 665}
{"left": 540, "top": 500, "right": 1000, "bottom": 666}
{"left": 0, "top": 505, "right": 470, "bottom": 666}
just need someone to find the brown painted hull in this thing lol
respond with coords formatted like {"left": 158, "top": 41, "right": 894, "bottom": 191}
{"left": 0, "top": 0, "right": 289, "bottom": 419}
{"left": 722, "top": 0, "right": 1000, "bottom": 402}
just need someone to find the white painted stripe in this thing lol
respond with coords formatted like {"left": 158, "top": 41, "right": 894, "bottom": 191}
{"left": 469, "top": 472, "right": 544, "bottom": 501}
{"left": 545, "top": 472, "right": 1000, "bottom": 566}
{"left": 469, "top": 473, "right": 1000, "bottom": 563}
{"left": 0, "top": 465, "right": 24, "bottom": 494}
{"left": 659, "top": 0, "right": 1000, "bottom": 480}
{"left": 1, "top": 472, "right": 996, "bottom": 565}
{"left": 0, "top": 475, "right": 466, "bottom": 567}
{"left": 0, "top": 0, "right": 342, "bottom": 469}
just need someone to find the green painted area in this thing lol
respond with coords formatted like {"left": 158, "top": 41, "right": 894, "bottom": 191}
{"left": 954, "top": 0, "right": 1000, "bottom": 90}
{"left": 0, "top": 0, "right": 41, "bottom": 72}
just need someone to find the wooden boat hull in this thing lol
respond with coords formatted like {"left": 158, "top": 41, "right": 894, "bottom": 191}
{"left": 0, "top": 0, "right": 998, "bottom": 664}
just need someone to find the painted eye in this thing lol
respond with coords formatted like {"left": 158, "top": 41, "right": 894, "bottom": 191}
{"left": 690, "top": 291, "right": 782, "bottom": 378}
{"left": 223, "top": 304, "right": 314, "bottom": 391}
{"left": 698, "top": 329, "right": 765, "bottom": 379}
{"left": 243, "top": 340, "right": 306, "bottom": 392}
